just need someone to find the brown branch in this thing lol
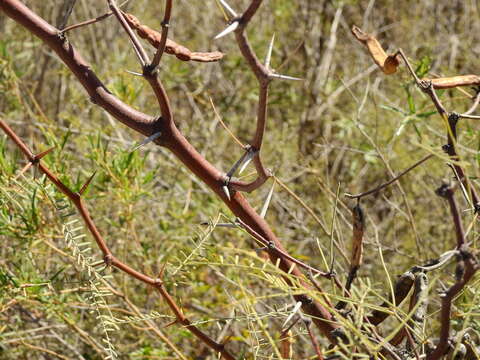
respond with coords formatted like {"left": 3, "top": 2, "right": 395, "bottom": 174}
{"left": 1, "top": 0, "right": 339, "bottom": 343}
{"left": 426, "top": 183, "right": 479, "bottom": 359}
{"left": 109, "top": 2, "right": 173, "bottom": 125}
{"left": 0, "top": 119, "right": 235, "bottom": 360}
{"left": 150, "top": 0, "right": 172, "bottom": 69}
{"left": 425, "top": 251, "right": 478, "bottom": 360}
{"left": 237, "top": 219, "right": 334, "bottom": 279}
{"left": 397, "top": 50, "right": 480, "bottom": 208}
{"left": 59, "top": 0, "right": 130, "bottom": 33}
{"left": 305, "top": 319, "right": 325, "bottom": 360}
{"left": 435, "top": 183, "right": 465, "bottom": 248}
{"left": 60, "top": 9, "right": 113, "bottom": 33}
{"left": 217, "top": 0, "right": 273, "bottom": 193}
{"left": 122, "top": 12, "right": 224, "bottom": 63}
{"left": 443, "top": 113, "right": 479, "bottom": 208}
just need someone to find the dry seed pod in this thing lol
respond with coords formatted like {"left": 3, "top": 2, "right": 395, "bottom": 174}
{"left": 406, "top": 272, "right": 428, "bottom": 351}
{"left": 350, "top": 204, "right": 365, "bottom": 270}
{"left": 423, "top": 75, "right": 480, "bottom": 89}
{"left": 351, "top": 25, "right": 399, "bottom": 75}
{"left": 279, "top": 330, "right": 293, "bottom": 359}
{"left": 368, "top": 271, "right": 415, "bottom": 325}
{"left": 122, "top": 12, "right": 224, "bottom": 63}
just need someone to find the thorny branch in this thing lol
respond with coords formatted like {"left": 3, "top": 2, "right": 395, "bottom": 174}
{"left": 3, "top": 1, "right": 480, "bottom": 358}
{"left": 0, "top": 0, "right": 340, "bottom": 348}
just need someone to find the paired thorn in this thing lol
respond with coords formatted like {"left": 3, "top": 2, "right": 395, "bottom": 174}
{"left": 269, "top": 73, "right": 303, "bottom": 81}
{"left": 218, "top": 0, "right": 238, "bottom": 18}
{"left": 34, "top": 146, "right": 55, "bottom": 161}
{"left": 259, "top": 181, "right": 275, "bottom": 218}
{"left": 226, "top": 146, "right": 257, "bottom": 179}
{"left": 282, "top": 301, "right": 302, "bottom": 329}
{"left": 78, "top": 171, "right": 97, "bottom": 196}
{"left": 214, "top": 21, "right": 239, "bottom": 40}
{"left": 254, "top": 245, "right": 268, "bottom": 254}
{"left": 222, "top": 183, "right": 231, "bottom": 201}
{"left": 18, "top": 146, "right": 55, "bottom": 179}
{"left": 131, "top": 131, "right": 162, "bottom": 152}
{"left": 264, "top": 34, "right": 275, "bottom": 70}
{"left": 125, "top": 69, "right": 144, "bottom": 77}
{"left": 15, "top": 162, "right": 34, "bottom": 179}
{"left": 239, "top": 148, "right": 257, "bottom": 175}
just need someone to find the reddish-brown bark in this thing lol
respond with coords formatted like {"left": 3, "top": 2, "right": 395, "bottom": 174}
{"left": 0, "top": 0, "right": 339, "bottom": 343}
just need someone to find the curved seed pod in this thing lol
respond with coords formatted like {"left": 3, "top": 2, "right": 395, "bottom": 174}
{"left": 280, "top": 330, "right": 293, "bottom": 359}
{"left": 423, "top": 75, "right": 480, "bottom": 89}
{"left": 368, "top": 271, "right": 415, "bottom": 325}
{"left": 350, "top": 204, "right": 365, "bottom": 271}
{"left": 407, "top": 272, "right": 429, "bottom": 352}
{"left": 336, "top": 204, "right": 366, "bottom": 310}
{"left": 351, "top": 25, "right": 399, "bottom": 75}
{"left": 122, "top": 12, "right": 224, "bottom": 63}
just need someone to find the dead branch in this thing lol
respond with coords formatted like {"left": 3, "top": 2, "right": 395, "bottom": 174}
{"left": 122, "top": 12, "right": 224, "bottom": 63}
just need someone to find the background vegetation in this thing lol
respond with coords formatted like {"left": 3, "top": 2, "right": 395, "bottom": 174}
{"left": 1, "top": 0, "right": 479, "bottom": 358}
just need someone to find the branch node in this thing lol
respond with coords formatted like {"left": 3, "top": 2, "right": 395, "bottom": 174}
{"left": 419, "top": 79, "right": 433, "bottom": 92}
{"left": 104, "top": 254, "right": 114, "bottom": 266}
{"left": 435, "top": 183, "right": 453, "bottom": 198}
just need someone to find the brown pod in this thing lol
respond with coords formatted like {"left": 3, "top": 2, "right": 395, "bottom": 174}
{"left": 351, "top": 25, "right": 399, "bottom": 75}
{"left": 424, "top": 75, "right": 480, "bottom": 89}
{"left": 279, "top": 330, "right": 293, "bottom": 359}
{"left": 351, "top": 204, "right": 365, "bottom": 270}
{"left": 122, "top": 12, "right": 224, "bottom": 63}
{"left": 368, "top": 271, "right": 415, "bottom": 325}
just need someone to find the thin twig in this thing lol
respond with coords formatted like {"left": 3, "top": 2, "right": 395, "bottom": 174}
{"left": 346, "top": 154, "right": 434, "bottom": 199}
{"left": 60, "top": 0, "right": 130, "bottom": 33}
{"left": 107, "top": 0, "right": 149, "bottom": 66}
{"left": 150, "top": 0, "right": 172, "bottom": 69}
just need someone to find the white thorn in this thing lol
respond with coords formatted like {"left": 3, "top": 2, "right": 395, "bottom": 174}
{"left": 239, "top": 150, "right": 256, "bottom": 174}
{"left": 125, "top": 69, "right": 143, "bottom": 77}
{"left": 222, "top": 185, "right": 231, "bottom": 200}
{"left": 264, "top": 34, "right": 275, "bottom": 69}
{"left": 269, "top": 73, "right": 303, "bottom": 81}
{"left": 131, "top": 132, "right": 162, "bottom": 151}
{"left": 227, "top": 152, "right": 248, "bottom": 178}
{"left": 218, "top": 0, "right": 238, "bottom": 17}
{"left": 260, "top": 181, "right": 275, "bottom": 218}
{"left": 214, "top": 21, "right": 239, "bottom": 40}
{"left": 282, "top": 301, "right": 302, "bottom": 329}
